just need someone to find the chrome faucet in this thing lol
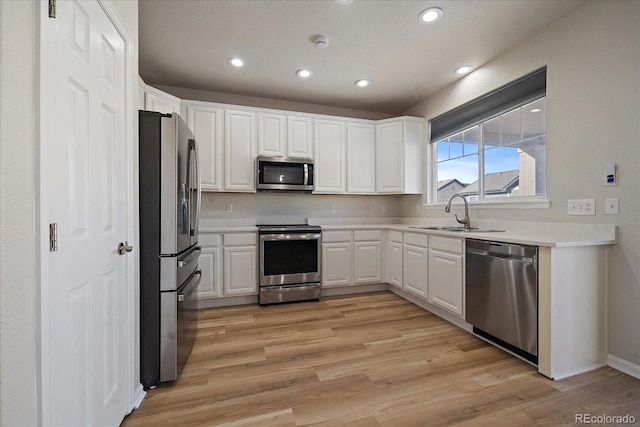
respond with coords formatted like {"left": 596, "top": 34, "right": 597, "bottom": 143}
{"left": 445, "top": 193, "right": 471, "bottom": 229}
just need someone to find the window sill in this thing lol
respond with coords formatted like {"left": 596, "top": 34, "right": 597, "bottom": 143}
{"left": 424, "top": 197, "right": 550, "bottom": 210}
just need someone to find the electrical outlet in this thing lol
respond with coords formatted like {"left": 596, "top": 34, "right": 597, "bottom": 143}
{"left": 226, "top": 204, "right": 233, "bottom": 213}
{"left": 568, "top": 199, "right": 596, "bottom": 216}
{"left": 415, "top": 205, "right": 421, "bottom": 214}
{"left": 605, "top": 198, "right": 619, "bottom": 215}
{"left": 380, "top": 205, "right": 386, "bottom": 213}
{"left": 330, "top": 204, "right": 336, "bottom": 214}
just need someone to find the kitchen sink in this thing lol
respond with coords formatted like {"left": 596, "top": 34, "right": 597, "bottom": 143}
{"left": 409, "top": 226, "right": 505, "bottom": 233}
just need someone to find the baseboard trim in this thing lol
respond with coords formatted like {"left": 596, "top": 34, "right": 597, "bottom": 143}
{"left": 608, "top": 354, "right": 640, "bottom": 379}
{"left": 321, "top": 283, "right": 388, "bottom": 297}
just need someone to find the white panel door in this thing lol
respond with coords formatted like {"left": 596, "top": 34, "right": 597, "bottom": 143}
{"left": 187, "top": 104, "right": 223, "bottom": 190}
{"left": 287, "top": 115, "right": 313, "bottom": 158}
{"left": 322, "top": 243, "right": 353, "bottom": 287}
{"left": 347, "top": 122, "right": 375, "bottom": 193}
{"left": 354, "top": 241, "right": 382, "bottom": 284}
{"left": 42, "top": 1, "right": 130, "bottom": 425}
{"left": 225, "top": 109, "right": 256, "bottom": 191}
{"left": 403, "top": 245, "right": 429, "bottom": 299}
{"left": 223, "top": 247, "right": 258, "bottom": 296}
{"left": 387, "top": 241, "right": 403, "bottom": 288}
{"left": 258, "top": 112, "right": 286, "bottom": 157}
{"left": 376, "top": 121, "right": 403, "bottom": 193}
{"left": 428, "top": 250, "right": 464, "bottom": 316}
{"left": 144, "top": 86, "right": 180, "bottom": 114}
{"left": 197, "top": 247, "right": 223, "bottom": 299}
{"left": 314, "top": 119, "right": 346, "bottom": 193}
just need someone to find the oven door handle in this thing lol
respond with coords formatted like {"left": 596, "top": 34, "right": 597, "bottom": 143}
{"left": 260, "top": 233, "right": 321, "bottom": 242}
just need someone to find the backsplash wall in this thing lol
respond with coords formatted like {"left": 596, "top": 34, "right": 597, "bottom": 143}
{"left": 200, "top": 192, "right": 403, "bottom": 223}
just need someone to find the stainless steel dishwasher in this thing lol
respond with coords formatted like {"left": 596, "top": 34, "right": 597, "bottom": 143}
{"left": 465, "top": 239, "right": 538, "bottom": 364}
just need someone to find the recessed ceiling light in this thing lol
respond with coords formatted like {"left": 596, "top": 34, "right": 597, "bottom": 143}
{"left": 227, "top": 57, "right": 245, "bottom": 68}
{"left": 530, "top": 108, "right": 542, "bottom": 113}
{"left": 354, "top": 79, "right": 370, "bottom": 87}
{"left": 454, "top": 65, "right": 473, "bottom": 75}
{"left": 296, "top": 69, "right": 312, "bottom": 78}
{"left": 419, "top": 7, "right": 443, "bottom": 23}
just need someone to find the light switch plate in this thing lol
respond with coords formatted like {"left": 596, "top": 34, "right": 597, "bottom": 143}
{"left": 605, "top": 198, "right": 619, "bottom": 215}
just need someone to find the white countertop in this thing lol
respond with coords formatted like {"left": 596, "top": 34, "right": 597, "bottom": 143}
{"left": 198, "top": 218, "right": 616, "bottom": 248}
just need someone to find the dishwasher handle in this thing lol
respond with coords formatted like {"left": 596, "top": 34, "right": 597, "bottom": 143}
{"left": 466, "top": 241, "right": 537, "bottom": 264}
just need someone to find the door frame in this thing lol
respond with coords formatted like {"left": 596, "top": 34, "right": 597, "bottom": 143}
{"left": 37, "top": 0, "right": 142, "bottom": 422}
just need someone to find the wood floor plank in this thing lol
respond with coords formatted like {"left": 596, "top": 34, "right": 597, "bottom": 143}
{"left": 122, "top": 291, "right": 640, "bottom": 427}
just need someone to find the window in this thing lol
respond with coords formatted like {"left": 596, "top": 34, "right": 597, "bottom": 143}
{"left": 430, "top": 68, "right": 547, "bottom": 204}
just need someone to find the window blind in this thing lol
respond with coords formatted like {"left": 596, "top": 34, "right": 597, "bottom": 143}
{"left": 430, "top": 67, "right": 547, "bottom": 142}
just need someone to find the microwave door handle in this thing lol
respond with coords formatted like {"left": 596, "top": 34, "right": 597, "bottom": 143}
{"left": 303, "top": 163, "right": 309, "bottom": 186}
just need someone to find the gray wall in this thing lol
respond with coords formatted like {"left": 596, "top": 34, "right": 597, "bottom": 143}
{"left": 402, "top": 0, "right": 640, "bottom": 366}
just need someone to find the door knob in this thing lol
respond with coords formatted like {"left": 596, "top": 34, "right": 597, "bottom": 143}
{"left": 118, "top": 241, "right": 133, "bottom": 255}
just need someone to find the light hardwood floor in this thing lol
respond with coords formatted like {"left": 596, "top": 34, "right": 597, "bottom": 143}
{"left": 122, "top": 292, "right": 640, "bottom": 426}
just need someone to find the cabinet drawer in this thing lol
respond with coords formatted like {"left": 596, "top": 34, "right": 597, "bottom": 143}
{"left": 223, "top": 233, "right": 257, "bottom": 246}
{"left": 199, "top": 233, "right": 221, "bottom": 247}
{"left": 430, "top": 236, "right": 463, "bottom": 254}
{"left": 388, "top": 230, "right": 403, "bottom": 243}
{"left": 354, "top": 230, "right": 382, "bottom": 241}
{"left": 322, "top": 230, "right": 352, "bottom": 243}
{"left": 403, "top": 232, "right": 428, "bottom": 248}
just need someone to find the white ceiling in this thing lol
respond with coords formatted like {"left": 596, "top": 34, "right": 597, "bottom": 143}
{"left": 139, "top": 0, "right": 586, "bottom": 115}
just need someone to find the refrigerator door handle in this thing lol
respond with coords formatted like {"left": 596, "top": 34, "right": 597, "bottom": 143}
{"left": 187, "top": 139, "right": 200, "bottom": 237}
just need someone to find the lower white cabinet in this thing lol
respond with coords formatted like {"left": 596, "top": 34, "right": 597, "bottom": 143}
{"left": 428, "top": 236, "right": 464, "bottom": 317}
{"left": 322, "top": 229, "right": 382, "bottom": 287}
{"left": 197, "top": 232, "right": 257, "bottom": 299}
{"left": 402, "top": 232, "right": 429, "bottom": 299}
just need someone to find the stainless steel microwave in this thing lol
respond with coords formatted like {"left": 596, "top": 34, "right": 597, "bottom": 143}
{"left": 256, "top": 156, "right": 314, "bottom": 192}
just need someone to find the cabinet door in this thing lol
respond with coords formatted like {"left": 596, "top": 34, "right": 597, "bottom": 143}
{"left": 258, "top": 112, "right": 286, "bottom": 157}
{"left": 347, "top": 122, "right": 375, "bottom": 193}
{"left": 428, "top": 249, "right": 464, "bottom": 316}
{"left": 144, "top": 86, "right": 180, "bottom": 114}
{"left": 187, "top": 104, "right": 223, "bottom": 191}
{"left": 387, "top": 241, "right": 403, "bottom": 289}
{"left": 223, "top": 246, "right": 257, "bottom": 296}
{"left": 376, "top": 121, "right": 403, "bottom": 193}
{"left": 322, "top": 242, "right": 352, "bottom": 287}
{"left": 403, "top": 244, "right": 428, "bottom": 299}
{"left": 314, "top": 119, "right": 346, "bottom": 193}
{"left": 287, "top": 115, "right": 313, "bottom": 158}
{"left": 196, "top": 247, "right": 222, "bottom": 299}
{"left": 354, "top": 241, "right": 381, "bottom": 284}
{"left": 225, "top": 110, "right": 256, "bottom": 191}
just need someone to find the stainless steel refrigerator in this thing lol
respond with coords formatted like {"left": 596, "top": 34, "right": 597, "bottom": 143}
{"left": 139, "top": 111, "right": 202, "bottom": 388}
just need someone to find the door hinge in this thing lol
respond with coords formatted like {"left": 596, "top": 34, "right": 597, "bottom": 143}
{"left": 48, "top": 0, "right": 56, "bottom": 18}
{"left": 49, "top": 223, "right": 58, "bottom": 252}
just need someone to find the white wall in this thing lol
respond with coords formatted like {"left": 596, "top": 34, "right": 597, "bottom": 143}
{"left": 0, "top": 0, "right": 139, "bottom": 424}
{"left": 0, "top": 1, "right": 38, "bottom": 425}
{"left": 402, "top": 1, "right": 640, "bottom": 366}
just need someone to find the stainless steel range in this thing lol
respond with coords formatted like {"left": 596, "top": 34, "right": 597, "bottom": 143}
{"left": 258, "top": 224, "right": 322, "bottom": 304}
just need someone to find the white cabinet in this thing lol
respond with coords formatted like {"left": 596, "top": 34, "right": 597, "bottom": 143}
{"left": 428, "top": 236, "right": 464, "bottom": 317}
{"left": 223, "top": 233, "right": 257, "bottom": 296}
{"left": 197, "top": 234, "right": 223, "bottom": 299}
{"left": 224, "top": 110, "right": 256, "bottom": 192}
{"left": 322, "top": 231, "right": 353, "bottom": 287}
{"left": 143, "top": 84, "right": 181, "bottom": 114}
{"left": 387, "top": 231, "right": 403, "bottom": 289}
{"left": 258, "top": 112, "right": 286, "bottom": 157}
{"left": 375, "top": 117, "right": 424, "bottom": 194}
{"left": 287, "top": 115, "right": 314, "bottom": 158}
{"left": 403, "top": 233, "right": 429, "bottom": 299}
{"left": 314, "top": 119, "right": 346, "bottom": 193}
{"left": 347, "top": 121, "right": 375, "bottom": 193}
{"left": 186, "top": 103, "right": 224, "bottom": 191}
{"left": 353, "top": 230, "right": 382, "bottom": 284}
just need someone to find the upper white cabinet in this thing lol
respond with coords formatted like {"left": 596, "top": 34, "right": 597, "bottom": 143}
{"left": 375, "top": 117, "right": 424, "bottom": 194}
{"left": 186, "top": 103, "right": 224, "bottom": 191}
{"left": 347, "top": 121, "right": 376, "bottom": 194}
{"left": 143, "top": 84, "right": 181, "bottom": 115}
{"left": 314, "top": 119, "right": 346, "bottom": 193}
{"left": 257, "top": 112, "right": 286, "bottom": 157}
{"left": 224, "top": 109, "right": 257, "bottom": 192}
{"left": 287, "top": 115, "right": 314, "bottom": 158}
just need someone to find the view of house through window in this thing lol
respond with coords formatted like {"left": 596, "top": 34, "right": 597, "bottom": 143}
{"left": 435, "top": 97, "right": 546, "bottom": 203}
